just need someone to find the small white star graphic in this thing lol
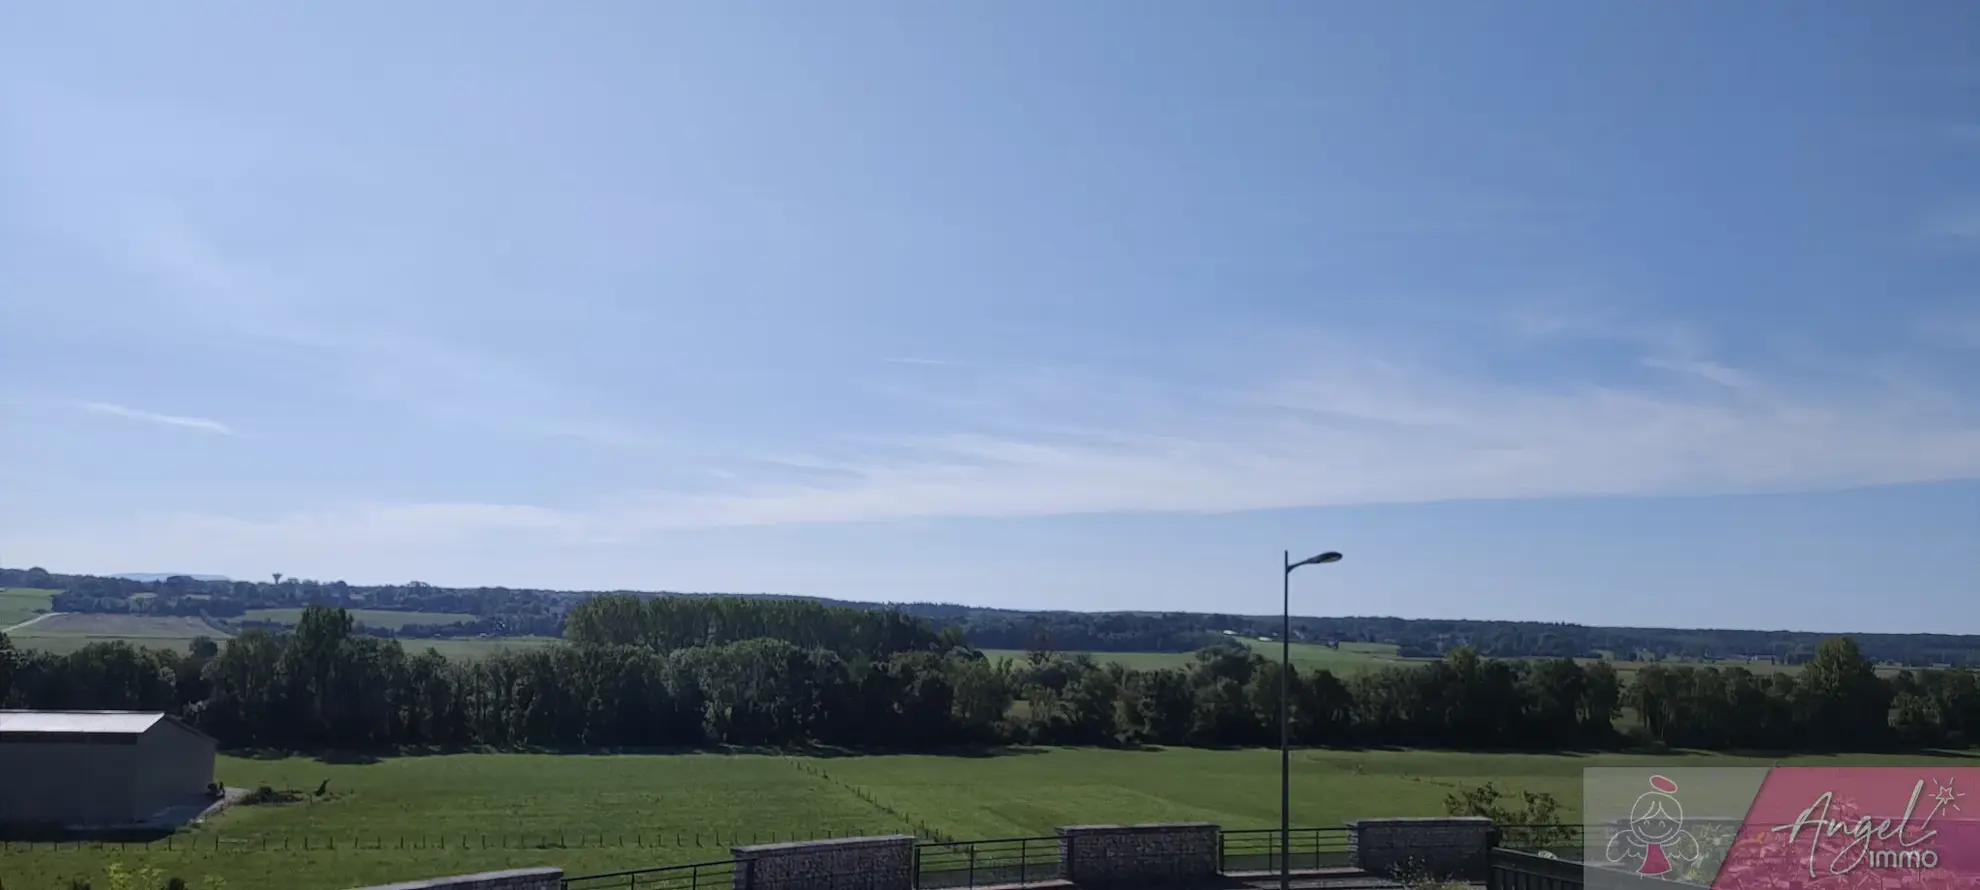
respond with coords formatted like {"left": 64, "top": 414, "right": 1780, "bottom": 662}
{"left": 1931, "top": 778, "right": 1963, "bottom": 814}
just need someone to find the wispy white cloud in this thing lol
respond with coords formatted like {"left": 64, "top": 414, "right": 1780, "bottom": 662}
{"left": 1639, "top": 357, "right": 1759, "bottom": 391}
{"left": 78, "top": 402, "right": 238, "bottom": 436}
{"left": 109, "top": 210, "right": 665, "bottom": 448}
{"left": 4, "top": 86, "right": 662, "bottom": 451}
{"left": 7, "top": 83, "right": 1980, "bottom": 581}
{"left": 1502, "top": 299, "right": 1708, "bottom": 358}
{"left": 634, "top": 345, "right": 1978, "bottom": 529}
{"left": 19, "top": 323, "right": 1980, "bottom": 576}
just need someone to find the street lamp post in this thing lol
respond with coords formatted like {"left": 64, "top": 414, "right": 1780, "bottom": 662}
{"left": 1281, "top": 549, "right": 1343, "bottom": 890}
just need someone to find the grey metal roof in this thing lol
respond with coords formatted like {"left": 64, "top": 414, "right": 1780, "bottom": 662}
{"left": 0, "top": 710, "right": 168, "bottom": 735}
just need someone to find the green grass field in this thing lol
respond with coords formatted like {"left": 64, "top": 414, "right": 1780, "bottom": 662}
{"left": 243, "top": 608, "right": 480, "bottom": 629}
{"left": 6, "top": 613, "right": 231, "bottom": 656}
{"left": 4, "top": 608, "right": 553, "bottom": 661}
{"left": 4, "top": 746, "right": 1969, "bottom": 890}
{"left": 0, "top": 587, "right": 58, "bottom": 629}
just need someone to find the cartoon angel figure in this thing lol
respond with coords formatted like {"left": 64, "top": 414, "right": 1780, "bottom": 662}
{"left": 1606, "top": 775, "right": 1702, "bottom": 878}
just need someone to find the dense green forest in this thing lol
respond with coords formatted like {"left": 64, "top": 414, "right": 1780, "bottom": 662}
{"left": 10, "top": 565, "right": 1980, "bottom": 667}
{"left": 3, "top": 596, "right": 1977, "bottom": 753}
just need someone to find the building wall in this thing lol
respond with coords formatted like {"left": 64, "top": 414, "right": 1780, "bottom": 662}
{"left": 132, "top": 719, "right": 218, "bottom": 820}
{"left": 1347, "top": 816, "right": 1495, "bottom": 880}
{"left": 0, "top": 738, "right": 139, "bottom": 826}
{"left": 1056, "top": 823, "right": 1220, "bottom": 885}
{"left": 731, "top": 835, "right": 916, "bottom": 890}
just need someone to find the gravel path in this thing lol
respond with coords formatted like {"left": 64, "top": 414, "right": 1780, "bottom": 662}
{"left": 1, "top": 611, "right": 64, "bottom": 634}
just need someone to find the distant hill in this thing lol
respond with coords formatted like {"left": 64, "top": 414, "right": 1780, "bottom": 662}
{"left": 9, "top": 565, "right": 1980, "bottom": 668}
{"left": 111, "top": 573, "right": 233, "bottom": 583}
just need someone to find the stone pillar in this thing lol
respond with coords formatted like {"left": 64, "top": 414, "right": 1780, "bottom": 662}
{"left": 731, "top": 834, "right": 917, "bottom": 890}
{"left": 347, "top": 867, "right": 563, "bottom": 890}
{"left": 1055, "top": 822, "right": 1220, "bottom": 886}
{"left": 1346, "top": 817, "right": 1493, "bottom": 881}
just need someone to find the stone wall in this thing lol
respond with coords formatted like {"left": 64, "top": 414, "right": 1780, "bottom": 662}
{"left": 1346, "top": 816, "right": 1494, "bottom": 881}
{"left": 1056, "top": 822, "right": 1220, "bottom": 886}
{"left": 348, "top": 867, "right": 562, "bottom": 890}
{"left": 731, "top": 834, "right": 917, "bottom": 890}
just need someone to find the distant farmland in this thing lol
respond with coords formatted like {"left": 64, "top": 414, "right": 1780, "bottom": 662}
{"left": 396, "top": 636, "right": 563, "bottom": 659}
{"left": 6, "top": 612, "right": 231, "bottom": 655}
{"left": 6, "top": 604, "right": 555, "bottom": 660}
{"left": 986, "top": 637, "right": 1847, "bottom": 676}
{"left": 0, "top": 587, "right": 58, "bottom": 628}
{"left": 244, "top": 607, "right": 479, "bottom": 629}
{"left": 14, "top": 601, "right": 1833, "bottom": 675}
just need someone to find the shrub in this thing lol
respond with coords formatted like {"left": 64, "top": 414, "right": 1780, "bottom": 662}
{"left": 1444, "top": 782, "right": 1575, "bottom": 850}
{"left": 238, "top": 785, "right": 302, "bottom": 806}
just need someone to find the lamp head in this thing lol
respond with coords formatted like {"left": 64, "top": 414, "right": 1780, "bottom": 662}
{"left": 1290, "top": 551, "right": 1343, "bottom": 570}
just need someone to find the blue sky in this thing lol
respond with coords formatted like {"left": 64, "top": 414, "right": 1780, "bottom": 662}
{"left": 2, "top": 3, "right": 1977, "bottom": 633}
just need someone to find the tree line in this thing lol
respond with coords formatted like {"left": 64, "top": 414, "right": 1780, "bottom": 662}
{"left": 562, "top": 595, "right": 961, "bottom": 661}
{"left": 964, "top": 612, "right": 1980, "bottom": 667}
{"left": 3, "top": 599, "right": 1977, "bottom": 753}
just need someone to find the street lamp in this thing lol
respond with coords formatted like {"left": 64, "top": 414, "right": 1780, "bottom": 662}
{"left": 1281, "top": 549, "right": 1342, "bottom": 890}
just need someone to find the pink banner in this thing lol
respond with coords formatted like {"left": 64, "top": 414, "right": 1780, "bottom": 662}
{"left": 1719, "top": 768, "right": 1980, "bottom": 890}
{"left": 1586, "top": 767, "right": 1980, "bottom": 890}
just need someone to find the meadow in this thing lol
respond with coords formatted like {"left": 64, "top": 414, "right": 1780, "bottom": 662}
{"left": 4, "top": 607, "right": 556, "bottom": 660}
{"left": 235, "top": 610, "right": 563, "bottom": 659}
{"left": 0, "top": 587, "right": 57, "bottom": 629}
{"left": 393, "top": 636, "right": 561, "bottom": 659}
{"left": 4, "top": 746, "right": 1969, "bottom": 890}
{"left": 4, "top": 613, "right": 232, "bottom": 656}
